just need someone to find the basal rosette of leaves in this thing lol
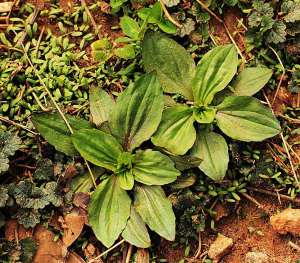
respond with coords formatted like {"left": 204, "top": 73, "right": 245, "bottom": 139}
{"left": 142, "top": 31, "right": 281, "bottom": 182}
{"left": 32, "top": 72, "right": 180, "bottom": 248}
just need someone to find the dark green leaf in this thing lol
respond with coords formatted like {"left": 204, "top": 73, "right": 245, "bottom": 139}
{"left": 32, "top": 113, "right": 91, "bottom": 156}
{"left": 169, "top": 174, "right": 197, "bottom": 189}
{"left": 109, "top": 72, "right": 164, "bottom": 151}
{"left": 169, "top": 155, "right": 202, "bottom": 171}
{"left": 20, "top": 238, "right": 37, "bottom": 263}
{"left": 88, "top": 175, "right": 131, "bottom": 247}
{"left": 191, "top": 131, "right": 229, "bottom": 181}
{"left": 142, "top": 32, "right": 195, "bottom": 100}
{"left": 133, "top": 150, "right": 180, "bottom": 185}
{"left": 89, "top": 87, "right": 115, "bottom": 127}
{"left": 152, "top": 105, "right": 195, "bottom": 155}
{"left": 216, "top": 96, "right": 281, "bottom": 141}
{"left": 232, "top": 67, "right": 272, "bottom": 96}
{"left": 134, "top": 185, "right": 175, "bottom": 241}
{"left": 122, "top": 207, "right": 151, "bottom": 248}
{"left": 192, "top": 44, "right": 238, "bottom": 105}
{"left": 72, "top": 129, "right": 123, "bottom": 171}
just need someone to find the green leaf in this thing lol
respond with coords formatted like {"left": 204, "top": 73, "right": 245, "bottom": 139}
{"left": 133, "top": 150, "right": 180, "bottom": 185}
{"left": 88, "top": 175, "right": 131, "bottom": 248}
{"left": 192, "top": 106, "right": 216, "bottom": 124}
{"left": 32, "top": 113, "right": 91, "bottom": 156}
{"left": 72, "top": 129, "right": 123, "bottom": 171}
{"left": 216, "top": 96, "right": 281, "bottom": 141}
{"left": 169, "top": 155, "right": 202, "bottom": 171}
{"left": 20, "top": 238, "right": 37, "bottom": 263}
{"left": 118, "top": 170, "right": 134, "bottom": 190}
{"left": 152, "top": 105, "right": 195, "bottom": 155}
{"left": 109, "top": 72, "right": 164, "bottom": 151}
{"left": 122, "top": 207, "right": 151, "bottom": 248}
{"left": 232, "top": 67, "right": 272, "bottom": 96}
{"left": 142, "top": 32, "right": 195, "bottom": 100}
{"left": 120, "top": 16, "right": 141, "bottom": 39}
{"left": 89, "top": 86, "right": 115, "bottom": 127}
{"left": 192, "top": 44, "right": 238, "bottom": 105}
{"left": 157, "top": 20, "right": 177, "bottom": 34}
{"left": 134, "top": 185, "right": 175, "bottom": 241}
{"left": 138, "top": 2, "right": 162, "bottom": 23}
{"left": 191, "top": 131, "right": 229, "bottom": 181}
{"left": 110, "top": 0, "right": 127, "bottom": 9}
{"left": 169, "top": 174, "right": 197, "bottom": 189}
{"left": 114, "top": 44, "right": 136, "bottom": 59}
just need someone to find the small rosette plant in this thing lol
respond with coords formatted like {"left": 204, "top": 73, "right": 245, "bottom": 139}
{"left": 142, "top": 31, "right": 281, "bottom": 182}
{"left": 32, "top": 72, "right": 180, "bottom": 248}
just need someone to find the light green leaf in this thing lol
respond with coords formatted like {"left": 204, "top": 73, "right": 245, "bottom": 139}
{"left": 88, "top": 175, "right": 131, "bottom": 248}
{"left": 114, "top": 44, "right": 136, "bottom": 59}
{"left": 118, "top": 171, "right": 134, "bottom": 190}
{"left": 232, "top": 67, "right": 273, "bottom": 96}
{"left": 120, "top": 16, "right": 141, "bottom": 39}
{"left": 134, "top": 185, "right": 175, "bottom": 241}
{"left": 109, "top": 72, "right": 164, "bottom": 151}
{"left": 89, "top": 87, "right": 115, "bottom": 127}
{"left": 142, "top": 32, "right": 195, "bottom": 100}
{"left": 191, "top": 131, "right": 229, "bottom": 181}
{"left": 152, "top": 105, "right": 195, "bottom": 155}
{"left": 192, "top": 106, "right": 216, "bottom": 124}
{"left": 192, "top": 44, "right": 238, "bottom": 105}
{"left": 133, "top": 150, "right": 180, "bottom": 185}
{"left": 216, "top": 96, "right": 281, "bottom": 141}
{"left": 72, "top": 129, "right": 123, "bottom": 171}
{"left": 122, "top": 207, "right": 151, "bottom": 248}
{"left": 32, "top": 113, "right": 91, "bottom": 156}
{"left": 138, "top": 2, "right": 162, "bottom": 23}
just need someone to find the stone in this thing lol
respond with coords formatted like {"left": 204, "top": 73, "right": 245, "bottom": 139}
{"left": 208, "top": 233, "right": 234, "bottom": 262}
{"left": 245, "top": 251, "right": 270, "bottom": 263}
{"left": 270, "top": 208, "right": 300, "bottom": 235}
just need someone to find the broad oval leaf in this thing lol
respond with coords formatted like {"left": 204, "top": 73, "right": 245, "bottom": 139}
{"left": 190, "top": 131, "right": 229, "bottom": 181}
{"left": 216, "top": 96, "right": 281, "bottom": 141}
{"left": 89, "top": 87, "right": 115, "bottom": 127}
{"left": 32, "top": 113, "right": 91, "bottom": 156}
{"left": 133, "top": 150, "right": 180, "bottom": 185}
{"left": 192, "top": 44, "right": 238, "bottom": 106}
{"left": 232, "top": 67, "right": 273, "bottom": 96}
{"left": 152, "top": 105, "right": 196, "bottom": 155}
{"left": 88, "top": 175, "right": 131, "bottom": 248}
{"left": 120, "top": 16, "right": 141, "bottom": 39}
{"left": 122, "top": 207, "right": 151, "bottom": 248}
{"left": 72, "top": 129, "right": 123, "bottom": 171}
{"left": 142, "top": 32, "right": 195, "bottom": 100}
{"left": 109, "top": 72, "right": 164, "bottom": 151}
{"left": 134, "top": 185, "right": 175, "bottom": 241}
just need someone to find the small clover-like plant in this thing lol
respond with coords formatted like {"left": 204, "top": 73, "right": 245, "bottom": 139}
{"left": 32, "top": 72, "right": 180, "bottom": 248}
{"left": 142, "top": 32, "right": 281, "bottom": 182}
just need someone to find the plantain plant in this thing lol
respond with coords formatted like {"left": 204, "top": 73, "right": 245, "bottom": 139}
{"left": 142, "top": 31, "right": 281, "bottom": 182}
{"left": 32, "top": 72, "right": 180, "bottom": 248}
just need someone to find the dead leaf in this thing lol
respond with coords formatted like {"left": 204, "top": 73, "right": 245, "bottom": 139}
{"left": 59, "top": 0, "right": 74, "bottom": 13}
{"left": 0, "top": 2, "right": 13, "bottom": 13}
{"left": 33, "top": 225, "right": 68, "bottom": 263}
{"left": 215, "top": 203, "right": 229, "bottom": 222}
{"left": 61, "top": 208, "right": 85, "bottom": 247}
{"left": 66, "top": 252, "right": 85, "bottom": 263}
{"left": 136, "top": 248, "right": 150, "bottom": 263}
{"left": 5, "top": 220, "right": 33, "bottom": 241}
{"left": 73, "top": 192, "right": 90, "bottom": 210}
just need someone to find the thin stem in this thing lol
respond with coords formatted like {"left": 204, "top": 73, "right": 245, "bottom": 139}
{"left": 159, "top": 0, "right": 182, "bottom": 28}
{"left": 0, "top": 116, "right": 38, "bottom": 135}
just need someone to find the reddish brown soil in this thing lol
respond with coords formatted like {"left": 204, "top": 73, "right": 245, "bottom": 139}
{"left": 160, "top": 194, "right": 300, "bottom": 263}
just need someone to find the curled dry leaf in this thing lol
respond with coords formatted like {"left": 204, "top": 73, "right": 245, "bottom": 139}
{"left": 5, "top": 219, "right": 33, "bottom": 241}
{"left": 136, "top": 248, "right": 150, "bottom": 263}
{"left": 61, "top": 208, "right": 86, "bottom": 247}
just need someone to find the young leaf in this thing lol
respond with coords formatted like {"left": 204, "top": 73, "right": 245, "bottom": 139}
{"left": 120, "top": 16, "right": 141, "bottom": 39}
{"left": 232, "top": 67, "right": 273, "bottom": 96}
{"left": 216, "top": 96, "right": 281, "bottom": 141}
{"left": 152, "top": 105, "right": 195, "bottom": 155}
{"left": 109, "top": 72, "right": 164, "bottom": 151}
{"left": 192, "top": 44, "right": 238, "bottom": 106}
{"left": 142, "top": 32, "right": 195, "bottom": 100}
{"left": 133, "top": 150, "right": 180, "bottom": 185}
{"left": 192, "top": 106, "right": 216, "bottom": 124}
{"left": 114, "top": 44, "right": 136, "bottom": 59}
{"left": 134, "top": 185, "right": 175, "bottom": 241}
{"left": 119, "top": 171, "right": 135, "bottom": 190}
{"left": 122, "top": 207, "right": 151, "bottom": 248}
{"left": 32, "top": 113, "right": 91, "bottom": 156}
{"left": 88, "top": 175, "right": 131, "bottom": 248}
{"left": 72, "top": 129, "right": 123, "bottom": 171}
{"left": 89, "top": 87, "right": 115, "bottom": 127}
{"left": 191, "top": 131, "right": 229, "bottom": 181}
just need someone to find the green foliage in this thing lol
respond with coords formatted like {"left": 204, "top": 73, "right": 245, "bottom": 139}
{"left": 142, "top": 32, "right": 280, "bottom": 181}
{"left": 0, "top": 131, "right": 21, "bottom": 173}
{"left": 20, "top": 238, "right": 37, "bottom": 263}
{"left": 33, "top": 72, "right": 180, "bottom": 248}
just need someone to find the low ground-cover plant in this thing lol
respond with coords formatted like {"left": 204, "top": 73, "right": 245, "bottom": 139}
{"left": 32, "top": 72, "right": 180, "bottom": 248}
{"left": 142, "top": 32, "right": 281, "bottom": 181}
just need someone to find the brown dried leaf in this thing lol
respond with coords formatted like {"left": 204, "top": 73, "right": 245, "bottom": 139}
{"left": 66, "top": 252, "right": 85, "bottom": 263}
{"left": 0, "top": 2, "right": 13, "bottom": 12}
{"left": 5, "top": 220, "right": 33, "bottom": 241}
{"left": 136, "top": 248, "right": 150, "bottom": 263}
